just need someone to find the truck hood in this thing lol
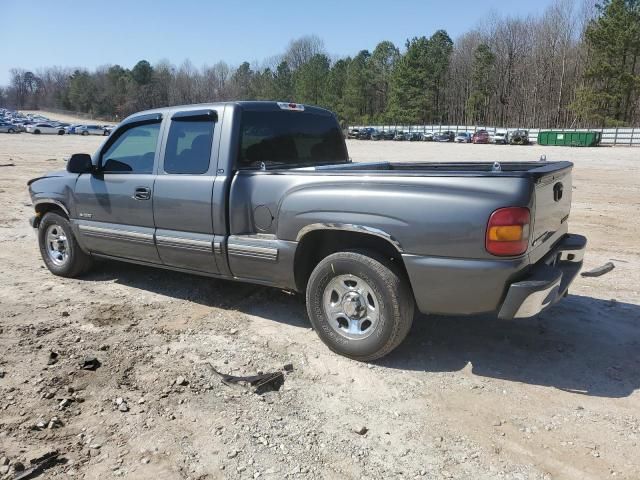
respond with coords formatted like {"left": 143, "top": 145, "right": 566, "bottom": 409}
{"left": 27, "top": 170, "right": 71, "bottom": 188}
{"left": 27, "top": 170, "right": 79, "bottom": 205}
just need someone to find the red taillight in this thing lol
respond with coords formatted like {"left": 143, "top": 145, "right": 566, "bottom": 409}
{"left": 486, "top": 207, "right": 530, "bottom": 256}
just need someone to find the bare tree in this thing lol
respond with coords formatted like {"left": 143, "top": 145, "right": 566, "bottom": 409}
{"left": 284, "top": 35, "right": 326, "bottom": 70}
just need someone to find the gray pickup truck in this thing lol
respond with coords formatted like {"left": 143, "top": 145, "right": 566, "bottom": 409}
{"left": 28, "top": 101, "right": 586, "bottom": 360}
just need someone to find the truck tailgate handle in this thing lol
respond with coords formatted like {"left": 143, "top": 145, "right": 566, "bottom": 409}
{"left": 133, "top": 187, "right": 151, "bottom": 200}
{"left": 553, "top": 182, "right": 563, "bottom": 201}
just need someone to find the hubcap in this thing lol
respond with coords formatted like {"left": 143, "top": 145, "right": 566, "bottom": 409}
{"left": 322, "top": 274, "right": 379, "bottom": 339}
{"left": 45, "top": 224, "right": 70, "bottom": 266}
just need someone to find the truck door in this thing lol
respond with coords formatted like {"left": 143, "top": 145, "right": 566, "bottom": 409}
{"left": 152, "top": 108, "right": 222, "bottom": 274}
{"left": 73, "top": 114, "right": 163, "bottom": 263}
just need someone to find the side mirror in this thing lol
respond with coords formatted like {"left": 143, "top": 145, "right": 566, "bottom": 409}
{"left": 67, "top": 153, "right": 93, "bottom": 174}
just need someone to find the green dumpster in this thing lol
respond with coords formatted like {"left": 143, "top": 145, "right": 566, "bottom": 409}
{"left": 537, "top": 131, "right": 601, "bottom": 147}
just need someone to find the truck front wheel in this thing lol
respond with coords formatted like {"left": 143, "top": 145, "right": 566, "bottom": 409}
{"left": 38, "top": 212, "right": 93, "bottom": 277}
{"left": 306, "top": 250, "right": 414, "bottom": 361}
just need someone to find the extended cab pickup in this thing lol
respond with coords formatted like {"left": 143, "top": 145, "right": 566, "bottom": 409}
{"left": 28, "top": 102, "right": 586, "bottom": 360}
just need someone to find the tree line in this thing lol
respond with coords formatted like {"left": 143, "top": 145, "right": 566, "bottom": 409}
{"left": 1, "top": 0, "right": 638, "bottom": 127}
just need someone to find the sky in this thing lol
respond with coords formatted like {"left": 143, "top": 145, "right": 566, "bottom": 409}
{"left": 1, "top": 0, "right": 558, "bottom": 85}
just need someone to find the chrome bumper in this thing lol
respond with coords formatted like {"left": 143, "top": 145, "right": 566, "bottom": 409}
{"left": 498, "top": 234, "right": 587, "bottom": 320}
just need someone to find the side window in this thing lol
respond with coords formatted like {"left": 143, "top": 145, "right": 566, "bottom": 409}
{"left": 164, "top": 119, "right": 214, "bottom": 175}
{"left": 101, "top": 122, "right": 161, "bottom": 174}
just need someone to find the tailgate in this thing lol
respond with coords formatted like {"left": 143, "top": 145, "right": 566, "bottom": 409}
{"left": 529, "top": 165, "right": 573, "bottom": 263}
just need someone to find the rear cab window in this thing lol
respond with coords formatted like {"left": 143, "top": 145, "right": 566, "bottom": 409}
{"left": 238, "top": 109, "right": 348, "bottom": 169}
{"left": 163, "top": 114, "right": 215, "bottom": 175}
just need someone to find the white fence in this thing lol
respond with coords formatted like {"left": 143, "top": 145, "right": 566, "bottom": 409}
{"left": 350, "top": 125, "right": 640, "bottom": 146}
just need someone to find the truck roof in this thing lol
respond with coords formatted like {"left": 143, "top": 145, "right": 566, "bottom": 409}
{"left": 122, "top": 101, "right": 335, "bottom": 125}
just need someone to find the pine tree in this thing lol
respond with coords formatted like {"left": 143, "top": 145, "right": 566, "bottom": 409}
{"left": 343, "top": 51, "right": 372, "bottom": 124}
{"left": 386, "top": 37, "right": 431, "bottom": 123}
{"left": 572, "top": 0, "right": 640, "bottom": 126}
{"left": 294, "top": 54, "right": 330, "bottom": 105}
{"left": 466, "top": 43, "right": 496, "bottom": 124}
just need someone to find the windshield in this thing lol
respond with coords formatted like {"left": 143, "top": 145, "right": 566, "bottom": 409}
{"left": 238, "top": 110, "right": 348, "bottom": 169}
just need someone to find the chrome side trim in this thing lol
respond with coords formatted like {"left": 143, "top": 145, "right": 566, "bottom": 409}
{"left": 228, "top": 244, "right": 278, "bottom": 262}
{"left": 295, "top": 223, "right": 403, "bottom": 252}
{"left": 78, "top": 224, "right": 154, "bottom": 244}
{"left": 227, "top": 235, "right": 279, "bottom": 262}
{"left": 33, "top": 199, "right": 70, "bottom": 216}
{"left": 156, "top": 235, "right": 212, "bottom": 252}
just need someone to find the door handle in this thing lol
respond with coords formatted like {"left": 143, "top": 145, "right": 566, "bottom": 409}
{"left": 133, "top": 187, "right": 151, "bottom": 200}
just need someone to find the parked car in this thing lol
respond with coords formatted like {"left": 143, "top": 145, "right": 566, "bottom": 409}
{"left": 26, "top": 123, "right": 66, "bottom": 135}
{"left": 370, "top": 129, "right": 383, "bottom": 140}
{"left": 382, "top": 130, "right": 396, "bottom": 140}
{"left": 9, "top": 121, "right": 26, "bottom": 132}
{"left": 434, "top": 131, "right": 455, "bottom": 142}
{"left": 77, "top": 125, "right": 111, "bottom": 136}
{"left": 347, "top": 128, "right": 359, "bottom": 139}
{"left": 27, "top": 101, "right": 586, "bottom": 361}
{"left": 65, "top": 124, "right": 85, "bottom": 135}
{"left": 393, "top": 131, "right": 407, "bottom": 141}
{"left": 0, "top": 121, "right": 19, "bottom": 133}
{"left": 422, "top": 132, "right": 434, "bottom": 142}
{"left": 509, "top": 130, "right": 530, "bottom": 145}
{"left": 407, "top": 132, "right": 423, "bottom": 142}
{"left": 472, "top": 130, "right": 491, "bottom": 144}
{"left": 455, "top": 132, "right": 472, "bottom": 143}
{"left": 493, "top": 131, "right": 508, "bottom": 144}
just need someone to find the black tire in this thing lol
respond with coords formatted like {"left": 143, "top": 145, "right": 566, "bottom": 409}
{"left": 306, "top": 250, "right": 414, "bottom": 361}
{"left": 82, "top": 130, "right": 89, "bottom": 136}
{"left": 34, "top": 129, "right": 41, "bottom": 134}
{"left": 58, "top": 130, "right": 65, "bottom": 135}
{"left": 38, "top": 212, "right": 92, "bottom": 278}
{"left": 8, "top": 128, "right": 14, "bottom": 134}
{"left": 103, "top": 130, "right": 109, "bottom": 136}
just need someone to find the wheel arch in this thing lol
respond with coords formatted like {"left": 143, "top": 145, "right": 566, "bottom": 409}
{"left": 293, "top": 224, "right": 410, "bottom": 293}
{"left": 33, "top": 200, "right": 70, "bottom": 227}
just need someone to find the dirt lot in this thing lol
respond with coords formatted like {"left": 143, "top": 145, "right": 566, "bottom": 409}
{"left": 0, "top": 126, "right": 639, "bottom": 480}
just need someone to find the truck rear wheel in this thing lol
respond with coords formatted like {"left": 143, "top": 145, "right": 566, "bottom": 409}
{"left": 306, "top": 250, "right": 414, "bottom": 361}
{"left": 38, "top": 212, "right": 93, "bottom": 277}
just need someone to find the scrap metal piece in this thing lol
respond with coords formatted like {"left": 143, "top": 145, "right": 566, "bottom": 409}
{"left": 80, "top": 356, "right": 101, "bottom": 371}
{"left": 207, "top": 364, "right": 286, "bottom": 394}
{"left": 581, "top": 262, "right": 615, "bottom": 278}
{"left": 13, "top": 451, "right": 60, "bottom": 480}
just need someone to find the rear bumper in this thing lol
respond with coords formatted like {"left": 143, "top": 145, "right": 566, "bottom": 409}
{"left": 497, "top": 234, "right": 587, "bottom": 319}
{"left": 402, "top": 233, "right": 586, "bottom": 317}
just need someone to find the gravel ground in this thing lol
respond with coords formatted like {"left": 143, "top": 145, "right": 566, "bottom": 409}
{"left": 0, "top": 126, "right": 638, "bottom": 480}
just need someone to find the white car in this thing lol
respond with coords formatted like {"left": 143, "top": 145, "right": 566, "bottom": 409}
{"left": 422, "top": 132, "right": 435, "bottom": 141}
{"left": 454, "top": 132, "right": 472, "bottom": 143}
{"left": 26, "top": 123, "right": 66, "bottom": 135}
{"left": 493, "top": 131, "right": 508, "bottom": 144}
{"left": 77, "top": 124, "right": 112, "bottom": 136}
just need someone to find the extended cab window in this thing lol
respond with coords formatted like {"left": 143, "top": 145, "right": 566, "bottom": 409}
{"left": 238, "top": 110, "right": 348, "bottom": 169}
{"left": 101, "top": 123, "right": 161, "bottom": 173}
{"left": 164, "top": 119, "right": 214, "bottom": 174}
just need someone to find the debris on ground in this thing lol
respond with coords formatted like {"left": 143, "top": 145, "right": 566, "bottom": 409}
{"left": 114, "top": 397, "right": 129, "bottom": 412}
{"left": 353, "top": 426, "right": 369, "bottom": 435}
{"left": 46, "top": 351, "right": 59, "bottom": 365}
{"left": 581, "top": 262, "right": 615, "bottom": 277}
{"left": 0, "top": 163, "right": 15, "bottom": 167}
{"left": 80, "top": 355, "right": 101, "bottom": 370}
{"left": 13, "top": 451, "right": 61, "bottom": 480}
{"left": 207, "top": 364, "right": 287, "bottom": 394}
